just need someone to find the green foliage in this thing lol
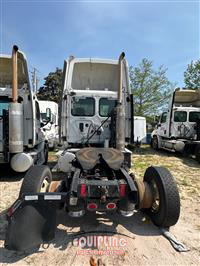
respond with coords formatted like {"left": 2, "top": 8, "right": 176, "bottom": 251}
{"left": 184, "top": 60, "right": 200, "bottom": 90}
{"left": 129, "top": 58, "right": 175, "bottom": 116}
{"left": 37, "top": 68, "right": 63, "bottom": 103}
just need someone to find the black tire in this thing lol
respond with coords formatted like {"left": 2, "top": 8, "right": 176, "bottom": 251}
{"left": 143, "top": 166, "right": 180, "bottom": 227}
{"left": 195, "top": 145, "right": 200, "bottom": 164}
{"left": 19, "top": 165, "right": 52, "bottom": 196}
{"left": 151, "top": 136, "right": 159, "bottom": 150}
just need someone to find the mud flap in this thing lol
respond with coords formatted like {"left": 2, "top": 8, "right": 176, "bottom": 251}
{"left": 5, "top": 201, "right": 57, "bottom": 251}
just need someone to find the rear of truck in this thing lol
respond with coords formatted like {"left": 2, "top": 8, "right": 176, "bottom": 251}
{"left": 4, "top": 52, "right": 180, "bottom": 252}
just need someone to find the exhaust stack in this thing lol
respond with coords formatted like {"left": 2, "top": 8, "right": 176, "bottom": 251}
{"left": 116, "top": 52, "right": 125, "bottom": 151}
{"left": 9, "top": 45, "right": 23, "bottom": 153}
{"left": 12, "top": 45, "right": 18, "bottom": 103}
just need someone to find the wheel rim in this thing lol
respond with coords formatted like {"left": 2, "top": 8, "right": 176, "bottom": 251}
{"left": 149, "top": 180, "right": 160, "bottom": 212}
{"left": 40, "top": 176, "right": 50, "bottom": 192}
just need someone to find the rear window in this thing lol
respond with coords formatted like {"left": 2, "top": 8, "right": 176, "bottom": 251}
{"left": 189, "top": 112, "right": 200, "bottom": 122}
{"left": 71, "top": 97, "right": 95, "bottom": 116}
{"left": 99, "top": 98, "right": 117, "bottom": 117}
{"left": 174, "top": 111, "right": 187, "bottom": 122}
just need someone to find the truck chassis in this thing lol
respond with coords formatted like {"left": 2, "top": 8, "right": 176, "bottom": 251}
{"left": 5, "top": 147, "right": 180, "bottom": 251}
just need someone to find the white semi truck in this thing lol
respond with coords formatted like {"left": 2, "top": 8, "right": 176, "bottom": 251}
{"left": 39, "top": 100, "right": 59, "bottom": 150}
{"left": 0, "top": 45, "right": 49, "bottom": 172}
{"left": 151, "top": 88, "right": 200, "bottom": 163}
{"left": 5, "top": 52, "right": 181, "bottom": 251}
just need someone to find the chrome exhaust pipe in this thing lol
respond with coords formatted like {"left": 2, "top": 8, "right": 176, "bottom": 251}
{"left": 12, "top": 45, "right": 18, "bottom": 103}
{"left": 116, "top": 52, "right": 125, "bottom": 151}
{"left": 9, "top": 45, "right": 23, "bottom": 154}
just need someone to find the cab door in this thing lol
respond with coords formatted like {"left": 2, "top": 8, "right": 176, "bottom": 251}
{"left": 158, "top": 112, "right": 168, "bottom": 137}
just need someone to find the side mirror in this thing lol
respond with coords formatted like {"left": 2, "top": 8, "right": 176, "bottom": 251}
{"left": 46, "top": 108, "right": 51, "bottom": 121}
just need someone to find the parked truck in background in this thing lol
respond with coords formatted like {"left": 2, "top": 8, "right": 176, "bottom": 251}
{"left": 134, "top": 116, "right": 146, "bottom": 144}
{"left": 39, "top": 100, "right": 58, "bottom": 150}
{"left": 151, "top": 88, "right": 200, "bottom": 163}
{"left": 0, "top": 46, "right": 49, "bottom": 172}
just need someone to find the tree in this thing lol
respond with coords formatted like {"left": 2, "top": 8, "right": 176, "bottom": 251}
{"left": 184, "top": 60, "right": 200, "bottom": 90}
{"left": 129, "top": 59, "right": 175, "bottom": 116}
{"left": 37, "top": 68, "right": 63, "bottom": 103}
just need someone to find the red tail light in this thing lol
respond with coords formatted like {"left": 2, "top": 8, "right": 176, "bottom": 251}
{"left": 119, "top": 184, "right": 126, "bottom": 197}
{"left": 87, "top": 203, "right": 97, "bottom": 210}
{"left": 80, "top": 183, "right": 87, "bottom": 197}
{"left": 106, "top": 203, "right": 116, "bottom": 209}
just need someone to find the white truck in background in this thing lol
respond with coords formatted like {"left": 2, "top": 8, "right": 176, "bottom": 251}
{"left": 151, "top": 88, "right": 200, "bottom": 163}
{"left": 134, "top": 116, "right": 146, "bottom": 144}
{"left": 0, "top": 45, "right": 49, "bottom": 172}
{"left": 39, "top": 100, "right": 59, "bottom": 150}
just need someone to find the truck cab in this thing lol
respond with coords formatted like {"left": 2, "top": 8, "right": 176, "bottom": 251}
{"left": 152, "top": 88, "right": 200, "bottom": 162}
{"left": 0, "top": 46, "right": 48, "bottom": 172}
{"left": 60, "top": 57, "right": 133, "bottom": 148}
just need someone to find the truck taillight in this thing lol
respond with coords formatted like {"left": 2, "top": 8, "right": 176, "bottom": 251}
{"left": 7, "top": 207, "right": 14, "bottom": 217}
{"left": 80, "top": 183, "right": 87, "bottom": 197}
{"left": 87, "top": 203, "right": 97, "bottom": 210}
{"left": 106, "top": 203, "right": 116, "bottom": 209}
{"left": 119, "top": 184, "right": 126, "bottom": 197}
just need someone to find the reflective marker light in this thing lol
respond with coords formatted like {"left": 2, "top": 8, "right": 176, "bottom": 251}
{"left": 87, "top": 203, "right": 97, "bottom": 210}
{"left": 7, "top": 207, "right": 14, "bottom": 217}
{"left": 80, "top": 183, "right": 87, "bottom": 197}
{"left": 119, "top": 184, "right": 126, "bottom": 197}
{"left": 106, "top": 203, "right": 116, "bottom": 209}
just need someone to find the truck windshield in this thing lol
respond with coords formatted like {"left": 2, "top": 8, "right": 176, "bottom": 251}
{"left": 189, "top": 112, "right": 200, "bottom": 122}
{"left": 99, "top": 98, "right": 117, "bottom": 117}
{"left": 174, "top": 111, "right": 187, "bottom": 122}
{"left": 0, "top": 98, "right": 10, "bottom": 116}
{"left": 71, "top": 97, "right": 95, "bottom": 116}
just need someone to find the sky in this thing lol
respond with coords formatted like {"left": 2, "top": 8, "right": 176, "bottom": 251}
{"left": 0, "top": 0, "right": 199, "bottom": 88}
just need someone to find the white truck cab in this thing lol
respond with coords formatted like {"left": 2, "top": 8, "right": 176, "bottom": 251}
{"left": 39, "top": 100, "right": 59, "bottom": 150}
{"left": 60, "top": 56, "right": 134, "bottom": 148}
{"left": 0, "top": 46, "right": 48, "bottom": 172}
{"left": 151, "top": 88, "right": 200, "bottom": 162}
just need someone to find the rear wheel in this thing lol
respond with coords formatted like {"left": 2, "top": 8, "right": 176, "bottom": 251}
{"left": 19, "top": 165, "right": 52, "bottom": 196}
{"left": 195, "top": 145, "right": 200, "bottom": 163}
{"left": 143, "top": 166, "right": 180, "bottom": 227}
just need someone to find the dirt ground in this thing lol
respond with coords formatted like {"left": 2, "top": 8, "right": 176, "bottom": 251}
{"left": 0, "top": 147, "right": 200, "bottom": 266}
